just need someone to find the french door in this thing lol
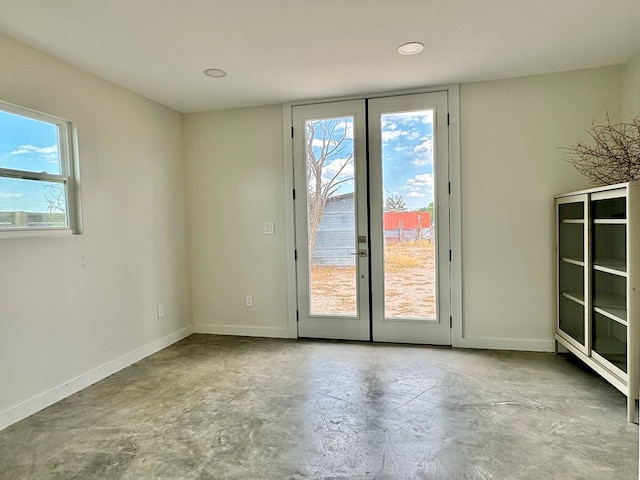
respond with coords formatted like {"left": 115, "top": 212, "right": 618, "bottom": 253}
{"left": 292, "top": 92, "right": 451, "bottom": 344}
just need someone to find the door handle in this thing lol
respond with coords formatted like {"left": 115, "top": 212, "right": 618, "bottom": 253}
{"left": 351, "top": 250, "right": 367, "bottom": 257}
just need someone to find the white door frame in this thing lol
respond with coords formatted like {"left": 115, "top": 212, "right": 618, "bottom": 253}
{"left": 292, "top": 100, "right": 371, "bottom": 341}
{"left": 368, "top": 92, "right": 451, "bottom": 344}
{"left": 282, "top": 85, "right": 462, "bottom": 344}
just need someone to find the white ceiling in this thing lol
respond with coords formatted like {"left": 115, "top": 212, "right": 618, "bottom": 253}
{"left": 0, "top": 0, "right": 639, "bottom": 114}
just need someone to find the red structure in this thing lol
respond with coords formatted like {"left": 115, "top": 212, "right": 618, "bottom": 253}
{"left": 383, "top": 211, "right": 430, "bottom": 230}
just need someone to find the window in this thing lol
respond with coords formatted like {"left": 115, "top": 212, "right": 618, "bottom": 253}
{"left": 0, "top": 101, "right": 81, "bottom": 235}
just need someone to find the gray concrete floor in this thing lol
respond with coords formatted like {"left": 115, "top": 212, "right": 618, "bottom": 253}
{"left": 0, "top": 334, "right": 638, "bottom": 480}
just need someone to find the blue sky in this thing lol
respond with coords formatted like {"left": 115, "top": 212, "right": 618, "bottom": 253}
{"left": 5, "top": 108, "right": 435, "bottom": 214}
{"left": 313, "top": 110, "right": 434, "bottom": 211}
{"left": 381, "top": 110, "right": 434, "bottom": 210}
{"left": 0, "top": 110, "right": 63, "bottom": 213}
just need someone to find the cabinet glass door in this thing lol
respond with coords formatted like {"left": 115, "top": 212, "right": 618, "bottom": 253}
{"left": 557, "top": 196, "right": 589, "bottom": 353}
{"left": 591, "top": 191, "right": 628, "bottom": 379}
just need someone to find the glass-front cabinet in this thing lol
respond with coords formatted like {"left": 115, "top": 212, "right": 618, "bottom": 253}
{"left": 555, "top": 183, "right": 639, "bottom": 423}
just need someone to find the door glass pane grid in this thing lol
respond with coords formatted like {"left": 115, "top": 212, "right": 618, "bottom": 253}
{"left": 593, "top": 312, "right": 627, "bottom": 373}
{"left": 379, "top": 109, "right": 436, "bottom": 320}
{"left": 304, "top": 116, "right": 358, "bottom": 317}
{"left": 559, "top": 294, "right": 585, "bottom": 344}
{"left": 558, "top": 261, "right": 585, "bottom": 345}
{"left": 592, "top": 197, "right": 626, "bottom": 219}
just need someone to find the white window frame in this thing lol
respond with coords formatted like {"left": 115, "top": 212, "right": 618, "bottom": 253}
{"left": 0, "top": 100, "right": 82, "bottom": 238}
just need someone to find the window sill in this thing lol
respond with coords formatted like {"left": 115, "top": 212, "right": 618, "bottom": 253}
{"left": 0, "top": 228, "right": 75, "bottom": 239}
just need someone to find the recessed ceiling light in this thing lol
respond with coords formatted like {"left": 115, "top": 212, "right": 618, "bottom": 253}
{"left": 398, "top": 42, "right": 424, "bottom": 55}
{"left": 203, "top": 68, "right": 227, "bottom": 78}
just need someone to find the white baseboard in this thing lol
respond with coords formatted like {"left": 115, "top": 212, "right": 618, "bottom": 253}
{"left": 194, "top": 323, "right": 292, "bottom": 338}
{"left": 194, "top": 325, "right": 553, "bottom": 351}
{"left": 453, "top": 335, "right": 555, "bottom": 352}
{"left": 0, "top": 325, "right": 194, "bottom": 431}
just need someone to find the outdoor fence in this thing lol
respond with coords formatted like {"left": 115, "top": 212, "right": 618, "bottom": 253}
{"left": 313, "top": 198, "right": 433, "bottom": 266}
{"left": 0, "top": 211, "right": 66, "bottom": 229}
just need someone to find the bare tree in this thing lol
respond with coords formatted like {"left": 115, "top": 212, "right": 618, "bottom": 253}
{"left": 384, "top": 194, "right": 407, "bottom": 212}
{"left": 565, "top": 116, "right": 640, "bottom": 185}
{"left": 305, "top": 119, "right": 353, "bottom": 258}
{"left": 44, "top": 184, "right": 65, "bottom": 213}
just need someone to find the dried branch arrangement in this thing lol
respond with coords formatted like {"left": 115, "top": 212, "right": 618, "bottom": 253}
{"left": 565, "top": 117, "right": 640, "bottom": 185}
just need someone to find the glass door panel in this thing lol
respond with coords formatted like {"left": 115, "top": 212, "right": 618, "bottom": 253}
{"left": 293, "top": 100, "right": 370, "bottom": 341}
{"left": 590, "top": 193, "right": 628, "bottom": 375}
{"left": 556, "top": 196, "right": 589, "bottom": 353}
{"left": 380, "top": 109, "right": 436, "bottom": 320}
{"left": 369, "top": 92, "right": 451, "bottom": 344}
{"left": 305, "top": 116, "right": 358, "bottom": 318}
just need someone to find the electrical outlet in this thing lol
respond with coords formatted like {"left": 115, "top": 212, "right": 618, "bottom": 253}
{"left": 263, "top": 222, "right": 275, "bottom": 235}
{"left": 157, "top": 304, "right": 165, "bottom": 318}
{"left": 245, "top": 295, "right": 253, "bottom": 307}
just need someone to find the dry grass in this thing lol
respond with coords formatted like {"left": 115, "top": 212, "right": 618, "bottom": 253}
{"left": 310, "top": 241, "right": 436, "bottom": 319}
{"left": 310, "top": 265, "right": 357, "bottom": 317}
{"left": 385, "top": 251, "right": 421, "bottom": 270}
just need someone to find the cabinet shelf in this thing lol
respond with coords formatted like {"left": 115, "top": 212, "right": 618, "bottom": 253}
{"left": 561, "top": 291, "right": 585, "bottom": 305}
{"left": 593, "top": 219, "right": 627, "bottom": 225}
{"left": 593, "top": 259, "right": 627, "bottom": 276}
{"left": 593, "top": 292, "right": 627, "bottom": 325}
{"left": 561, "top": 257, "right": 584, "bottom": 267}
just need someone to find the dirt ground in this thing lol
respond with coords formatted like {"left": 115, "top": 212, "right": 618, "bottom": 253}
{"left": 310, "top": 241, "right": 436, "bottom": 318}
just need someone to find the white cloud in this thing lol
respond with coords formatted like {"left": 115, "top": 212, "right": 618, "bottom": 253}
{"left": 413, "top": 138, "right": 433, "bottom": 154}
{"left": 407, "top": 191, "right": 426, "bottom": 198}
{"left": 337, "top": 120, "right": 354, "bottom": 140}
{"left": 323, "top": 157, "right": 354, "bottom": 178}
{"left": 383, "top": 110, "right": 433, "bottom": 126}
{"left": 311, "top": 137, "right": 344, "bottom": 149}
{"left": 420, "top": 111, "right": 434, "bottom": 124}
{"left": 0, "top": 193, "right": 23, "bottom": 199}
{"left": 308, "top": 118, "right": 354, "bottom": 148}
{"left": 380, "top": 110, "right": 433, "bottom": 145}
{"left": 411, "top": 138, "right": 433, "bottom": 166}
{"left": 380, "top": 116, "right": 398, "bottom": 130}
{"left": 11, "top": 148, "right": 31, "bottom": 155}
{"left": 10, "top": 144, "right": 59, "bottom": 163}
{"left": 409, "top": 173, "right": 434, "bottom": 185}
{"left": 404, "top": 173, "right": 434, "bottom": 201}
{"left": 381, "top": 129, "right": 404, "bottom": 142}
{"left": 11, "top": 144, "right": 57, "bottom": 155}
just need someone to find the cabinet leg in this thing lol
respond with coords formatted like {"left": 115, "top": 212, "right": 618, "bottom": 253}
{"left": 628, "top": 398, "right": 639, "bottom": 424}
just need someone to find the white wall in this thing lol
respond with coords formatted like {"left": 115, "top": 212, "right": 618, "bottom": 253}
{"left": 183, "top": 67, "right": 622, "bottom": 352}
{"left": 0, "top": 33, "right": 193, "bottom": 429}
{"left": 458, "top": 67, "right": 621, "bottom": 350}
{"left": 622, "top": 51, "right": 640, "bottom": 119}
{"left": 184, "top": 106, "right": 290, "bottom": 337}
